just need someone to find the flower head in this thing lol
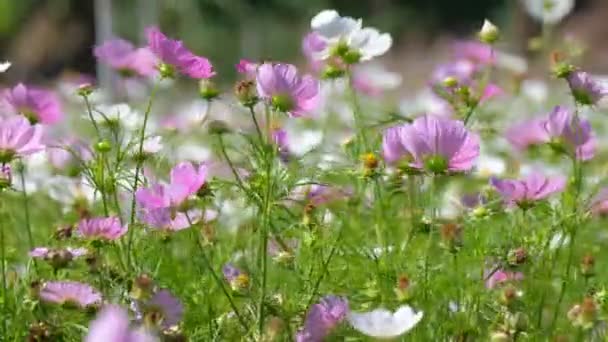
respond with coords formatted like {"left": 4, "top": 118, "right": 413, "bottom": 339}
{"left": 1, "top": 84, "right": 63, "bottom": 124}
{"left": 521, "top": 0, "right": 574, "bottom": 24}
{"left": 146, "top": 27, "right": 214, "bottom": 79}
{"left": 86, "top": 305, "right": 156, "bottom": 342}
{"left": 296, "top": 295, "right": 349, "bottom": 341}
{"left": 542, "top": 106, "right": 595, "bottom": 160}
{"left": 382, "top": 115, "right": 480, "bottom": 173}
{"left": 256, "top": 63, "right": 320, "bottom": 117}
{"left": 505, "top": 119, "right": 549, "bottom": 151}
{"left": 566, "top": 71, "right": 607, "bottom": 106}
{"left": 39, "top": 281, "right": 101, "bottom": 308}
{"left": 136, "top": 162, "right": 207, "bottom": 209}
{"left": 94, "top": 39, "right": 158, "bottom": 77}
{"left": 347, "top": 305, "right": 423, "bottom": 339}
{"left": 141, "top": 289, "right": 183, "bottom": 329}
{"left": 485, "top": 269, "right": 524, "bottom": 289}
{"left": 235, "top": 59, "right": 258, "bottom": 78}
{"left": 77, "top": 216, "right": 127, "bottom": 241}
{"left": 491, "top": 172, "right": 566, "bottom": 208}
{"left": 310, "top": 10, "right": 391, "bottom": 63}
{"left": 0, "top": 116, "right": 44, "bottom": 162}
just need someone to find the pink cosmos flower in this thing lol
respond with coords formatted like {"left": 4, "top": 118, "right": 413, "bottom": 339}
{"left": 29, "top": 247, "right": 88, "bottom": 259}
{"left": 138, "top": 207, "right": 216, "bottom": 232}
{"left": 1, "top": 84, "right": 63, "bottom": 124}
{"left": 47, "top": 137, "right": 92, "bottom": 172}
{"left": 0, "top": 116, "right": 45, "bottom": 162}
{"left": 485, "top": 269, "right": 524, "bottom": 289}
{"left": 136, "top": 162, "right": 207, "bottom": 209}
{"left": 271, "top": 128, "right": 290, "bottom": 162}
{"left": 566, "top": 70, "right": 607, "bottom": 106}
{"left": 39, "top": 281, "right": 102, "bottom": 308}
{"left": 382, "top": 115, "right": 480, "bottom": 173}
{"left": 505, "top": 118, "right": 548, "bottom": 151}
{"left": 137, "top": 289, "right": 184, "bottom": 329}
{"left": 256, "top": 63, "right": 320, "bottom": 117}
{"left": 146, "top": 27, "right": 214, "bottom": 79}
{"left": 590, "top": 187, "right": 608, "bottom": 216}
{"left": 77, "top": 216, "right": 127, "bottom": 241}
{"left": 491, "top": 172, "right": 566, "bottom": 207}
{"left": 542, "top": 106, "right": 595, "bottom": 161}
{"left": 301, "top": 32, "right": 327, "bottom": 72}
{"left": 86, "top": 305, "right": 156, "bottom": 342}
{"left": 452, "top": 41, "right": 495, "bottom": 66}
{"left": 235, "top": 59, "right": 258, "bottom": 78}
{"left": 296, "top": 295, "right": 349, "bottom": 342}
{"left": 94, "top": 39, "right": 158, "bottom": 77}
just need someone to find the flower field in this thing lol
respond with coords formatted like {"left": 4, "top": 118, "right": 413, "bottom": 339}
{"left": 2, "top": 0, "right": 608, "bottom": 340}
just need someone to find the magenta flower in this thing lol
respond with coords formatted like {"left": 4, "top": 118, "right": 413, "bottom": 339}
{"left": 86, "top": 305, "right": 156, "bottom": 342}
{"left": 505, "top": 118, "right": 549, "bottom": 151}
{"left": 136, "top": 162, "right": 207, "bottom": 209}
{"left": 0, "top": 116, "right": 45, "bottom": 163}
{"left": 256, "top": 63, "right": 320, "bottom": 117}
{"left": 47, "top": 137, "right": 93, "bottom": 172}
{"left": 39, "top": 281, "right": 101, "bottom": 308}
{"left": 296, "top": 295, "right": 349, "bottom": 342}
{"left": 29, "top": 247, "right": 88, "bottom": 259}
{"left": 146, "top": 26, "right": 214, "bottom": 79}
{"left": 271, "top": 128, "right": 290, "bottom": 162}
{"left": 235, "top": 59, "right": 258, "bottom": 78}
{"left": 138, "top": 207, "right": 216, "bottom": 232}
{"left": 566, "top": 70, "right": 607, "bottom": 106}
{"left": 590, "top": 187, "right": 608, "bottom": 216}
{"left": 1, "top": 83, "right": 63, "bottom": 124}
{"left": 77, "top": 216, "right": 127, "bottom": 241}
{"left": 542, "top": 106, "right": 595, "bottom": 161}
{"left": 452, "top": 41, "right": 495, "bottom": 66}
{"left": 382, "top": 115, "right": 480, "bottom": 173}
{"left": 485, "top": 269, "right": 524, "bottom": 289}
{"left": 94, "top": 39, "right": 158, "bottom": 77}
{"left": 491, "top": 172, "right": 566, "bottom": 208}
{"left": 141, "top": 289, "right": 184, "bottom": 329}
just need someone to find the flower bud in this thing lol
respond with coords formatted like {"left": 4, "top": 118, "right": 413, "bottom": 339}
{"left": 440, "top": 222, "right": 463, "bottom": 252}
{"left": 207, "top": 120, "right": 231, "bottom": 135}
{"left": 158, "top": 63, "right": 175, "bottom": 79}
{"left": 508, "top": 247, "right": 527, "bottom": 266}
{"left": 234, "top": 80, "right": 258, "bottom": 107}
{"left": 94, "top": 139, "right": 112, "bottom": 154}
{"left": 321, "top": 64, "right": 346, "bottom": 79}
{"left": 442, "top": 76, "right": 458, "bottom": 88}
{"left": 0, "top": 164, "right": 11, "bottom": 190}
{"left": 394, "top": 274, "right": 412, "bottom": 301}
{"left": 28, "top": 321, "right": 52, "bottom": 341}
{"left": 490, "top": 331, "right": 510, "bottom": 342}
{"left": 479, "top": 19, "right": 499, "bottom": 44}
{"left": 199, "top": 79, "right": 220, "bottom": 101}
{"left": 77, "top": 83, "right": 95, "bottom": 97}
{"left": 581, "top": 253, "right": 595, "bottom": 278}
{"left": 131, "top": 274, "right": 155, "bottom": 300}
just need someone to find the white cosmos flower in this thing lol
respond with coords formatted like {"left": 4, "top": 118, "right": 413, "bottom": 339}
{"left": 348, "top": 305, "right": 423, "bottom": 339}
{"left": 0, "top": 61, "right": 11, "bottom": 73}
{"left": 142, "top": 135, "right": 163, "bottom": 154}
{"left": 311, "top": 9, "right": 392, "bottom": 61}
{"left": 93, "top": 103, "right": 142, "bottom": 130}
{"left": 521, "top": 0, "right": 575, "bottom": 24}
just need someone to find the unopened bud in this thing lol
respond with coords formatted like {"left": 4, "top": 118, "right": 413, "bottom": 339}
{"left": 479, "top": 19, "right": 499, "bottom": 44}
{"left": 77, "top": 83, "right": 95, "bottom": 97}
{"left": 131, "top": 274, "right": 155, "bottom": 300}
{"left": 94, "top": 139, "right": 112, "bottom": 153}
{"left": 234, "top": 80, "right": 258, "bottom": 107}
{"left": 199, "top": 79, "right": 220, "bottom": 101}
{"left": 508, "top": 247, "right": 527, "bottom": 266}
{"left": 581, "top": 253, "right": 595, "bottom": 277}
{"left": 442, "top": 76, "right": 458, "bottom": 88}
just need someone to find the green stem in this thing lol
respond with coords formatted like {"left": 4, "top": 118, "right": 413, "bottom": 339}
{"left": 18, "top": 167, "right": 37, "bottom": 275}
{"left": 306, "top": 226, "right": 344, "bottom": 308}
{"left": 0, "top": 198, "right": 6, "bottom": 338}
{"left": 347, "top": 71, "right": 369, "bottom": 154}
{"left": 248, "top": 105, "right": 264, "bottom": 145}
{"left": 188, "top": 218, "right": 249, "bottom": 333}
{"left": 257, "top": 143, "right": 273, "bottom": 336}
{"left": 82, "top": 95, "right": 102, "bottom": 138}
{"left": 127, "top": 81, "right": 160, "bottom": 269}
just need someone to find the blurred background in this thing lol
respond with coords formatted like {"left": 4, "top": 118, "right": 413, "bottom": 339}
{"left": 0, "top": 0, "right": 606, "bottom": 86}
